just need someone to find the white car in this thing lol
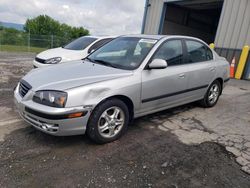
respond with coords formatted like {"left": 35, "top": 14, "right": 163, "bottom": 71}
{"left": 33, "top": 36, "right": 114, "bottom": 68}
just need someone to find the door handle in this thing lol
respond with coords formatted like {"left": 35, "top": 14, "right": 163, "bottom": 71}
{"left": 209, "top": 67, "right": 216, "bottom": 71}
{"left": 179, "top": 73, "right": 185, "bottom": 78}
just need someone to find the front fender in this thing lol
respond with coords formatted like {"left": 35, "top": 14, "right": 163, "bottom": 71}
{"left": 65, "top": 74, "right": 141, "bottom": 111}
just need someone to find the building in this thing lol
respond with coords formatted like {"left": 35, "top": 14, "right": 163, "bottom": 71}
{"left": 141, "top": 0, "right": 250, "bottom": 79}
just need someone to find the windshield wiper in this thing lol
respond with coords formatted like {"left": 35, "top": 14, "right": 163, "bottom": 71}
{"left": 83, "top": 57, "right": 95, "bottom": 63}
{"left": 92, "top": 59, "right": 119, "bottom": 68}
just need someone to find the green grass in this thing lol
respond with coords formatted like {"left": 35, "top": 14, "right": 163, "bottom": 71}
{"left": 0, "top": 45, "right": 47, "bottom": 53}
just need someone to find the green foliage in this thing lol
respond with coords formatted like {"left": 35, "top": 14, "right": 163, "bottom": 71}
{"left": 24, "top": 15, "right": 61, "bottom": 35}
{"left": 0, "top": 15, "right": 90, "bottom": 51}
{"left": 70, "top": 26, "right": 89, "bottom": 38}
{"left": 24, "top": 15, "right": 89, "bottom": 39}
{"left": 0, "top": 44, "right": 46, "bottom": 53}
{"left": 0, "top": 27, "right": 27, "bottom": 46}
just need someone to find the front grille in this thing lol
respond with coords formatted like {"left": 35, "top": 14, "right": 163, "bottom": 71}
{"left": 35, "top": 57, "right": 46, "bottom": 64}
{"left": 19, "top": 80, "right": 32, "bottom": 97}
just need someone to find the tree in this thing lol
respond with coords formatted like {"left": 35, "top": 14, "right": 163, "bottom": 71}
{"left": 70, "top": 26, "right": 89, "bottom": 38}
{"left": 24, "top": 15, "right": 89, "bottom": 38}
{"left": 0, "top": 27, "right": 26, "bottom": 45}
{"left": 24, "top": 15, "right": 61, "bottom": 35}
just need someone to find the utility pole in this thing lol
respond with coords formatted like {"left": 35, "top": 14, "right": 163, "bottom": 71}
{"left": 51, "top": 35, "right": 53, "bottom": 48}
{"left": 27, "top": 29, "right": 30, "bottom": 52}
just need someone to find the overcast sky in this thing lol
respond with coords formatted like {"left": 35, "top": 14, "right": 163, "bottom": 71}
{"left": 0, "top": 0, "right": 145, "bottom": 35}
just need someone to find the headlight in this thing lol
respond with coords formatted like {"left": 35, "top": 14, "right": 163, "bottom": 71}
{"left": 33, "top": 90, "right": 67, "bottom": 108}
{"left": 45, "top": 57, "right": 62, "bottom": 64}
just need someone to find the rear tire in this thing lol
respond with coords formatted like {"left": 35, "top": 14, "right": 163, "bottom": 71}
{"left": 200, "top": 80, "right": 221, "bottom": 108}
{"left": 87, "top": 98, "right": 129, "bottom": 144}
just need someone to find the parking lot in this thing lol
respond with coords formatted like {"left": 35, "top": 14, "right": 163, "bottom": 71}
{"left": 0, "top": 52, "right": 250, "bottom": 187}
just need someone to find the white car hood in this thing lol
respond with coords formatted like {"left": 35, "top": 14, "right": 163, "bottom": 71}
{"left": 37, "top": 47, "right": 87, "bottom": 62}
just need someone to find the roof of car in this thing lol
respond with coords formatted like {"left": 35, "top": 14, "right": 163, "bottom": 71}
{"left": 87, "top": 35, "right": 117, "bottom": 39}
{"left": 119, "top": 34, "right": 207, "bottom": 44}
{"left": 120, "top": 34, "right": 165, "bottom": 40}
{"left": 87, "top": 34, "right": 203, "bottom": 40}
{"left": 85, "top": 34, "right": 207, "bottom": 45}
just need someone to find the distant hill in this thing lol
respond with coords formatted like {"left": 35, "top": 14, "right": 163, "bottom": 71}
{"left": 0, "top": 21, "right": 24, "bottom": 30}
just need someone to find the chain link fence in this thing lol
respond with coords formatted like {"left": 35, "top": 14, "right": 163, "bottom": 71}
{"left": 0, "top": 30, "right": 72, "bottom": 53}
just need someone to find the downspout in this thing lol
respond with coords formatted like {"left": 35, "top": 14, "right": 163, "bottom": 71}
{"left": 141, "top": 0, "right": 150, "bottom": 34}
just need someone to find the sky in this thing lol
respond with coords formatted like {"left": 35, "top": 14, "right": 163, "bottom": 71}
{"left": 0, "top": 0, "right": 145, "bottom": 35}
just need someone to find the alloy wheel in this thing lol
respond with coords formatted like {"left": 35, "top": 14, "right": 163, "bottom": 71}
{"left": 98, "top": 106, "right": 125, "bottom": 138}
{"left": 208, "top": 84, "right": 220, "bottom": 104}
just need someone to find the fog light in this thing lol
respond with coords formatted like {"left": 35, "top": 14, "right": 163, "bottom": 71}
{"left": 41, "top": 123, "right": 58, "bottom": 132}
{"left": 42, "top": 124, "right": 48, "bottom": 130}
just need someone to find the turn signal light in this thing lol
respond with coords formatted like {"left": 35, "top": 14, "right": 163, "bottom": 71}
{"left": 67, "top": 112, "right": 84, "bottom": 118}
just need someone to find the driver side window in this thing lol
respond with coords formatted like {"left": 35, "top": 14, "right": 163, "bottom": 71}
{"left": 152, "top": 40, "right": 183, "bottom": 66}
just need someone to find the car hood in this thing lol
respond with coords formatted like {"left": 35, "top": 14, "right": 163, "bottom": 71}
{"left": 37, "top": 47, "right": 86, "bottom": 61}
{"left": 23, "top": 60, "right": 133, "bottom": 91}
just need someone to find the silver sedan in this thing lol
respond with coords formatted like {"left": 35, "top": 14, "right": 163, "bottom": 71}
{"left": 14, "top": 35, "right": 230, "bottom": 143}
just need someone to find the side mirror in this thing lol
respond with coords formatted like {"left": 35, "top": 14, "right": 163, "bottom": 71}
{"left": 148, "top": 59, "right": 167, "bottom": 69}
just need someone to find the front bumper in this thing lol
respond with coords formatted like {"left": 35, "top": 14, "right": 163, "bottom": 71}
{"left": 14, "top": 87, "right": 91, "bottom": 136}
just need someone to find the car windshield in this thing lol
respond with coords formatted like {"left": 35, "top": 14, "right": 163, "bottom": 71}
{"left": 63, "top": 37, "right": 97, "bottom": 50}
{"left": 87, "top": 37, "right": 158, "bottom": 70}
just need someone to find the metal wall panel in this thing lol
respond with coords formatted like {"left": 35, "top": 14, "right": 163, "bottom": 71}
{"left": 236, "top": 0, "right": 250, "bottom": 49}
{"left": 215, "top": 0, "right": 250, "bottom": 49}
{"left": 223, "top": 0, "right": 240, "bottom": 47}
{"left": 229, "top": 0, "right": 247, "bottom": 49}
{"left": 215, "top": 0, "right": 233, "bottom": 47}
{"left": 143, "top": 0, "right": 164, "bottom": 34}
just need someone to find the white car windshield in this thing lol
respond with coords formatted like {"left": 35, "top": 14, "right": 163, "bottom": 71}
{"left": 63, "top": 37, "right": 97, "bottom": 50}
{"left": 87, "top": 37, "right": 158, "bottom": 70}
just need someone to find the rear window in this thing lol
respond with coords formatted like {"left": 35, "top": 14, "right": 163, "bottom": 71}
{"left": 186, "top": 40, "right": 213, "bottom": 63}
{"left": 63, "top": 37, "right": 97, "bottom": 50}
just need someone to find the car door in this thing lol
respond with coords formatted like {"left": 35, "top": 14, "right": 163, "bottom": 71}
{"left": 141, "top": 39, "right": 190, "bottom": 113}
{"left": 184, "top": 39, "right": 216, "bottom": 100}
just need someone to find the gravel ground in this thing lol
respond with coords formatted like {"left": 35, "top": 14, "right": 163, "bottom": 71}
{"left": 0, "top": 52, "right": 250, "bottom": 188}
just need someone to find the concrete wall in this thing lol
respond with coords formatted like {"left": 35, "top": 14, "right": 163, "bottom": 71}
{"left": 215, "top": 0, "right": 250, "bottom": 49}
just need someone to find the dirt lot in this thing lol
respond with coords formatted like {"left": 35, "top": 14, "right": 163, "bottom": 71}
{"left": 0, "top": 52, "right": 250, "bottom": 188}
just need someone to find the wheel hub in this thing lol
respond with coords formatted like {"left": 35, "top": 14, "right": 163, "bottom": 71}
{"left": 98, "top": 106, "right": 125, "bottom": 138}
{"left": 208, "top": 84, "right": 219, "bottom": 104}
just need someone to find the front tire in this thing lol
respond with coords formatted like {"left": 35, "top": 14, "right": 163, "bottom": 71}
{"left": 200, "top": 80, "right": 221, "bottom": 108}
{"left": 87, "top": 98, "right": 129, "bottom": 144}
